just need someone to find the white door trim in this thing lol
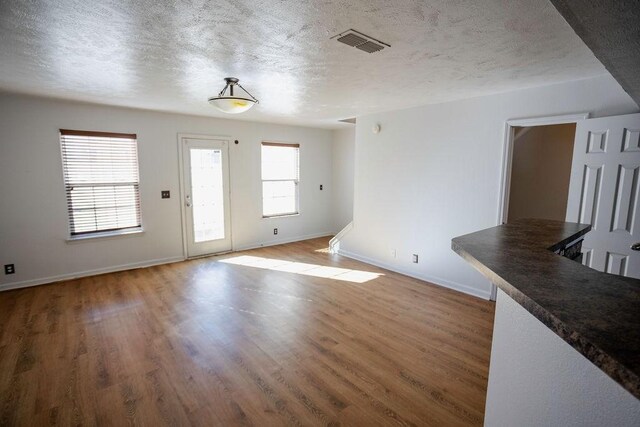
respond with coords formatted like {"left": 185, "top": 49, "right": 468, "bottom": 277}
{"left": 497, "top": 113, "right": 590, "bottom": 225}
{"left": 177, "top": 133, "right": 234, "bottom": 259}
{"left": 493, "top": 112, "right": 589, "bottom": 301}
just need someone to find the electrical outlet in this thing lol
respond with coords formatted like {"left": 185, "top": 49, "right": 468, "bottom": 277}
{"left": 320, "top": 184, "right": 323, "bottom": 190}
{"left": 161, "top": 190, "right": 170, "bottom": 199}
{"left": 273, "top": 228, "right": 278, "bottom": 235}
{"left": 4, "top": 264, "right": 15, "bottom": 275}
{"left": 412, "top": 254, "right": 419, "bottom": 263}
{"left": 391, "top": 249, "right": 396, "bottom": 258}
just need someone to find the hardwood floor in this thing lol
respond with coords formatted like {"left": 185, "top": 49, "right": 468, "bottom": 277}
{"left": 0, "top": 237, "right": 495, "bottom": 426}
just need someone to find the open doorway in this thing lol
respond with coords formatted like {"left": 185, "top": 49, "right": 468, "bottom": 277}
{"left": 506, "top": 123, "right": 576, "bottom": 223}
{"left": 492, "top": 113, "right": 587, "bottom": 300}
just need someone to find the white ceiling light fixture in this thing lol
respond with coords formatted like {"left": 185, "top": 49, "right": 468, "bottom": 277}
{"left": 208, "top": 77, "right": 259, "bottom": 114}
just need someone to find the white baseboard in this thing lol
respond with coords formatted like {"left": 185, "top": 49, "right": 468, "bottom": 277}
{"left": 337, "top": 249, "right": 491, "bottom": 300}
{"left": 3, "top": 235, "right": 483, "bottom": 300}
{"left": 0, "top": 256, "right": 185, "bottom": 292}
{"left": 0, "top": 233, "right": 335, "bottom": 293}
{"left": 233, "top": 232, "right": 334, "bottom": 252}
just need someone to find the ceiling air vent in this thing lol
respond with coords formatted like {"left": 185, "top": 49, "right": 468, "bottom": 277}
{"left": 355, "top": 41, "right": 385, "bottom": 53}
{"left": 332, "top": 29, "right": 390, "bottom": 54}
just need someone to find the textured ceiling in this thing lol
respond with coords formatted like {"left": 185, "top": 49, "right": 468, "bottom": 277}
{"left": 549, "top": 0, "right": 640, "bottom": 107}
{"left": 0, "top": 0, "right": 606, "bottom": 128}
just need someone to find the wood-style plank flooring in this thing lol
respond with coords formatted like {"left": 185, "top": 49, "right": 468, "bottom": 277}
{"left": 0, "top": 237, "right": 495, "bottom": 426}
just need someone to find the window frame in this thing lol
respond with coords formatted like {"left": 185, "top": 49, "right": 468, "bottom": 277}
{"left": 59, "top": 129, "right": 143, "bottom": 240}
{"left": 261, "top": 141, "right": 300, "bottom": 218}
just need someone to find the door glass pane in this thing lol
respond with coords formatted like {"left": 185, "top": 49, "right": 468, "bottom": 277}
{"left": 190, "top": 148, "right": 224, "bottom": 242}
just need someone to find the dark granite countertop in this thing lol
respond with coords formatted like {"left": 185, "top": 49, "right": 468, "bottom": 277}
{"left": 452, "top": 219, "right": 640, "bottom": 400}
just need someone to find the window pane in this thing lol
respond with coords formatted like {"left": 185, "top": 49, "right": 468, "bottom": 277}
{"left": 190, "top": 148, "right": 225, "bottom": 242}
{"left": 261, "top": 145, "right": 299, "bottom": 180}
{"left": 263, "top": 180, "right": 297, "bottom": 216}
{"left": 60, "top": 131, "right": 141, "bottom": 236}
{"left": 67, "top": 185, "right": 140, "bottom": 234}
{"left": 63, "top": 136, "right": 139, "bottom": 184}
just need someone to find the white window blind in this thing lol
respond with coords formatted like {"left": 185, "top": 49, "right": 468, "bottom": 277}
{"left": 60, "top": 129, "right": 142, "bottom": 237}
{"left": 261, "top": 142, "right": 300, "bottom": 217}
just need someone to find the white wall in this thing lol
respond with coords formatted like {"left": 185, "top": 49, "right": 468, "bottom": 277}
{"left": 0, "top": 94, "right": 334, "bottom": 290}
{"left": 331, "top": 127, "right": 355, "bottom": 232}
{"left": 485, "top": 289, "right": 640, "bottom": 426}
{"left": 340, "top": 75, "right": 638, "bottom": 299}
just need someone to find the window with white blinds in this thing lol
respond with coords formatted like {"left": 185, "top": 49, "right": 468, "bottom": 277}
{"left": 60, "top": 129, "right": 142, "bottom": 237}
{"left": 261, "top": 142, "right": 300, "bottom": 217}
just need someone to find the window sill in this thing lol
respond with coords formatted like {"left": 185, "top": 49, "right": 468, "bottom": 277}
{"left": 262, "top": 213, "right": 300, "bottom": 219}
{"left": 66, "top": 228, "right": 145, "bottom": 243}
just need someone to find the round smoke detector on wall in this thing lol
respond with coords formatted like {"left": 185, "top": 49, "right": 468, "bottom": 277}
{"left": 372, "top": 124, "right": 381, "bottom": 134}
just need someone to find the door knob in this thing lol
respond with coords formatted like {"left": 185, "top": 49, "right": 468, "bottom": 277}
{"left": 632, "top": 242, "right": 640, "bottom": 251}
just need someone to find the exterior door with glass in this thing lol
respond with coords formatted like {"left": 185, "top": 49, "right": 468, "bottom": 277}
{"left": 181, "top": 137, "right": 232, "bottom": 257}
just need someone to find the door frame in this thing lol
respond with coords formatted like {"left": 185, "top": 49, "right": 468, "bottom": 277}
{"left": 497, "top": 113, "right": 590, "bottom": 225}
{"left": 177, "top": 133, "right": 233, "bottom": 259}
{"left": 492, "top": 112, "right": 589, "bottom": 300}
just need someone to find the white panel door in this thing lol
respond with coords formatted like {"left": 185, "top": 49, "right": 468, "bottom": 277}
{"left": 566, "top": 113, "right": 640, "bottom": 279}
{"left": 181, "top": 138, "right": 232, "bottom": 257}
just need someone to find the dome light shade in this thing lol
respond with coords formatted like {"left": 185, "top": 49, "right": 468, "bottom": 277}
{"left": 208, "top": 97, "right": 255, "bottom": 114}
{"left": 208, "top": 77, "right": 258, "bottom": 114}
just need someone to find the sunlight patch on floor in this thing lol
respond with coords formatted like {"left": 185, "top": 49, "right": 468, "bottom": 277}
{"left": 220, "top": 255, "right": 383, "bottom": 284}
{"left": 241, "top": 287, "right": 314, "bottom": 302}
